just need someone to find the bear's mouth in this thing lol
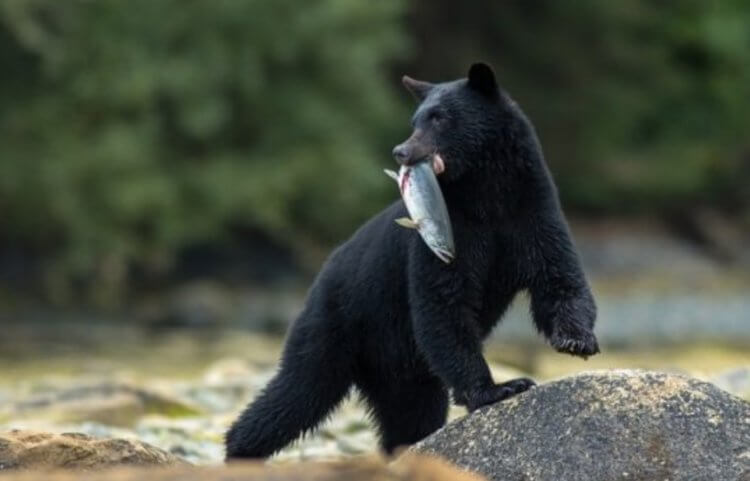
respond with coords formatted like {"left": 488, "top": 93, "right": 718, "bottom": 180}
{"left": 432, "top": 153, "right": 445, "bottom": 175}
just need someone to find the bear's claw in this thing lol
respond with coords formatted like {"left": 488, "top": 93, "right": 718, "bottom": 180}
{"left": 458, "top": 377, "right": 536, "bottom": 412}
{"left": 550, "top": 331, "right": 600, "bottom": 359}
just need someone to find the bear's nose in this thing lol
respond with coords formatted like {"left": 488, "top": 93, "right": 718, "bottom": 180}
{"left": 392, "top": 144, "right": 410, "bottom": 165}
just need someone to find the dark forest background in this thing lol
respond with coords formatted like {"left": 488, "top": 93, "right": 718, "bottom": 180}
{"left": 1, "top": 0, "right": 748, "bottom": 311}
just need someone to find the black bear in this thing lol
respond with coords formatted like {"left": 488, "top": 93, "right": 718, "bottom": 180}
{"left": 225, "top": 63, "right": 598, "bottom": 460}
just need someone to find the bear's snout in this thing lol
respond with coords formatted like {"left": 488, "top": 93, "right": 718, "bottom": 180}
{"left": 392, "top": 128, "right": 434, "bottom": 166}
{"left": 392, "top": 143, "right": 412, "bottom": 165}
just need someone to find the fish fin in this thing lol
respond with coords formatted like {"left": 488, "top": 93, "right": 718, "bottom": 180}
{"left": 395, "top": 217, "right": 419, "bottom": 229}
{"left": 434, "top": 248, "right": 455, "bottom": 264}
{"left": 383, "top": 169, "right": 399, "bottom": 182}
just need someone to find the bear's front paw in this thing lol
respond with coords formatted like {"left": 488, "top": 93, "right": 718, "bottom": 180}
{"left": 457, "top": 378, "right": 536, "bottom": 412}
{"left": 550, "top": 328, "right": 600, "bottom": 359}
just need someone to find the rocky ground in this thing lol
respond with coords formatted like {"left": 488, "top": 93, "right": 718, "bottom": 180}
{"left": 0, "top": 326, "right": 748, "bottom": 466}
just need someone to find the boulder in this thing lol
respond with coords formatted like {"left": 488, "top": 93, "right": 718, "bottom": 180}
{"left": 412, "top": 370, "right": 750, "bottom": 481}
{"left": 0, "top": 430, "right": 187, "bottom": 470}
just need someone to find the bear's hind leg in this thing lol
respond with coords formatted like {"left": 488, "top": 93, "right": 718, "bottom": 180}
{"left": 225, "top": 312, "right": 353, "bottom": 460}
{"left": 358, "top": 376, "right": 448, "bottom": 455}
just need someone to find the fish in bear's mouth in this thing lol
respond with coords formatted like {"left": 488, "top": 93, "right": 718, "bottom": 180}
{"left": 400, "top": 153, "right": 446, "bottom": 194}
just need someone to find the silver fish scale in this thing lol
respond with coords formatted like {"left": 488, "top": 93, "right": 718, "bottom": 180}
{"left": 385, "top": 162, "right": 455, "bottom": 263}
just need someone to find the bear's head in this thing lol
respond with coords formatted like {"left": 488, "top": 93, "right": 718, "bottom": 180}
{"left": 393, "top": 62, "right": 511, "bottom": 182}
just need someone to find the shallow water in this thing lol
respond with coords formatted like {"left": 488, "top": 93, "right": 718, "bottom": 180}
{"left": 497, "top": 290, "right": 750, "bottom": 345}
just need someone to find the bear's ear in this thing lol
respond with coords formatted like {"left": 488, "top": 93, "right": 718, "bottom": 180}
{"left": 402, "top": 75, "right": 434, "bottom": 102}
{"left": 467, "top": 62, "right": 498, "bottom": 98}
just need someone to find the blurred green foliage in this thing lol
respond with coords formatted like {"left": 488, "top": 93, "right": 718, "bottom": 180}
{"left": 0, "top": 0, "right": 748, "bottom": 302}
{"left": 0, "top": 0, "right": 406, "bottom": 301}
{"left": 407, "top": 0, "right": 750, "bottom": 214}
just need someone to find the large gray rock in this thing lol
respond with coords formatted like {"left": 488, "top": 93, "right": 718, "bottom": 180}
{"left": 412, "top": 370, "right": 750, "bottom": 481}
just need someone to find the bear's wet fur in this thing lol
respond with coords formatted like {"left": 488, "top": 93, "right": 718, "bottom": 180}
{"left": 225, "top": 63, "right": 598, "bottom": 460}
